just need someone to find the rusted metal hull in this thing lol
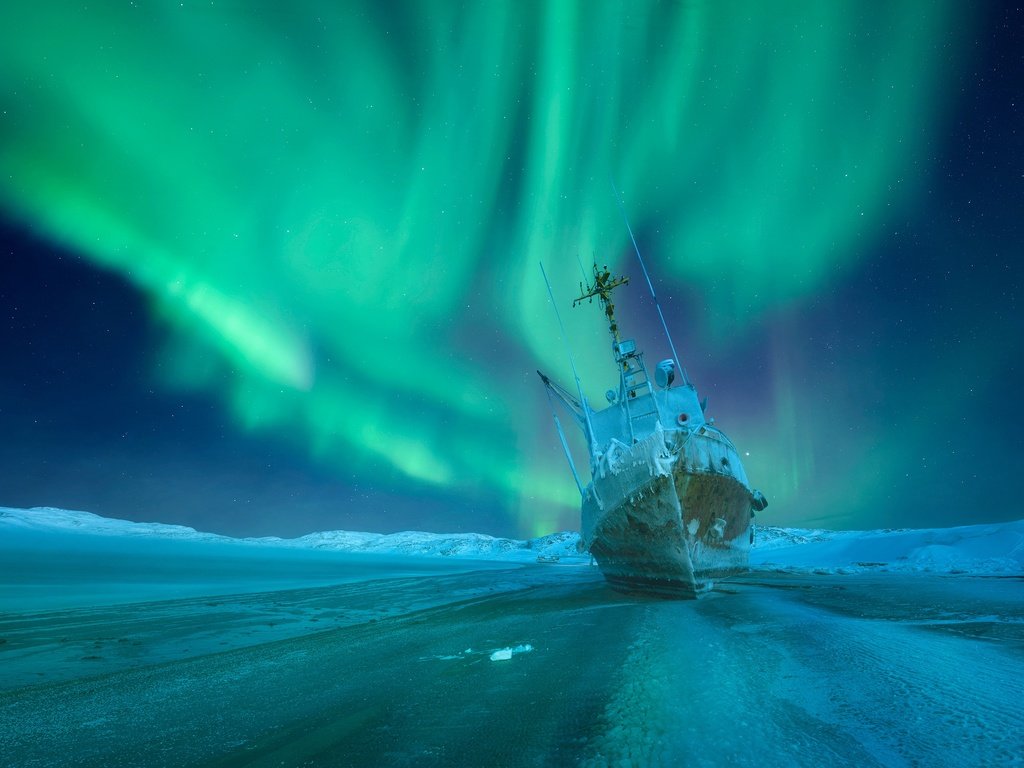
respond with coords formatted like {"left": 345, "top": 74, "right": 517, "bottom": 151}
{"left": 582, "top": 427, "right": 754, "bottom": 598}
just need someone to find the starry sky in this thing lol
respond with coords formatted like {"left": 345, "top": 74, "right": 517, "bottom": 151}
{"left": 1, "top": 1, "right": 1020, "bottom": 539}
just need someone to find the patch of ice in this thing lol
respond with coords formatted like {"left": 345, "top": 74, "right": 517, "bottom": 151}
{"left": 489, "top": 644, "right": 533, "bottom": 661}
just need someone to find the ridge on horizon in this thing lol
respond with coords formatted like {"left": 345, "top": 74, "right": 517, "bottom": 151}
{"left": 3, "top": 505, "right": 1021, "bottom": 576}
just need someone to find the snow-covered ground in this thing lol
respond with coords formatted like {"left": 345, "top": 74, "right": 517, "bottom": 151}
{"left": 2, "top": 506, "right": 1023, "bottom": 766}
{"left": 0, "top": 506, "right": 521, "bottom": 612}
{"left": 3, "top": 505, "right": 1021, "bottom": 575}
{"left": 750, "top": 520, "right": 1024, "bottom": 576}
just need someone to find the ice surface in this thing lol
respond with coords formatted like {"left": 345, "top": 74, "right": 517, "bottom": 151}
{"left": 0, "top": 507, "right": 515, "bottom": 612}
{"left": 1, "top": 506, "right": 1022, "bottom": 766}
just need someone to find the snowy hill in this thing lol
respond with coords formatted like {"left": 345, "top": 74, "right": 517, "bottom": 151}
{"left": 279, "top": 528, "right": 583, "bottom": 561}
{"left": 2, "top": 506, "right": 1022, "bottom": 575}
{"left": 0, "top": 507, "right": 581, "bottom": 562}
{"left": 0, "top": 506, "right": 231, "bottom": 543}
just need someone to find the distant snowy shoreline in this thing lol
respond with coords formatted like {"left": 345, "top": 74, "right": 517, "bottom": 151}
{"left": 2, "top": 506, "right": 1022, "bottom": 576}
{"left": 0, "top": 506, "right": 583, "bottom": 563}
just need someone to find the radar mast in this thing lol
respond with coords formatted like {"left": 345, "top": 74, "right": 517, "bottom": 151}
{"left": 573, "top": 264, "right": 629, "bottom": 344}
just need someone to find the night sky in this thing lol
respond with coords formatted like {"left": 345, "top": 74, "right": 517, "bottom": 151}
{"left": 1, "top": 2, "right": 1020, "bottom": 539}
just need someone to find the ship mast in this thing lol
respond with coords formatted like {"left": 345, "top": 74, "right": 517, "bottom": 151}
{"left": 574, "top": 264, "right": 657, "bottom": 443}
{"left": 573, "top": 265, "right": 629, "bottom": 344}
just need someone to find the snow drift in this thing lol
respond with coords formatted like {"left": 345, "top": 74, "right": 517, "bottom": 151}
{"left": 750, "top": 521, "right": 1024, "bottom": 575}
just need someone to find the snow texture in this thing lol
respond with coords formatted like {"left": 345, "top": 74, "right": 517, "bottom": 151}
{"left": 750, "top": 520, "right": 1024, "bottom": 576}
{"left": 0, "top": 506, "right": 584, "bottom": 563}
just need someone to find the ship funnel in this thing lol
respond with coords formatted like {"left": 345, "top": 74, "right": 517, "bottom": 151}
{"left": 655, "top": 359, "right": 675, "bottom": 389}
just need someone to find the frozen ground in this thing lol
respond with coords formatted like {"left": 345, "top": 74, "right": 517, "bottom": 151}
{"left": 1, "top": 508, "right": 1022, "bottom": 767}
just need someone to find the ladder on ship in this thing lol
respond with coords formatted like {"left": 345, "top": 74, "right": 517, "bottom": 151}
{"left": 572, "top": 263, "right": 663, "bottom": 444}
{"left": 621, "top": 352, "right": 658, "bottom": 443}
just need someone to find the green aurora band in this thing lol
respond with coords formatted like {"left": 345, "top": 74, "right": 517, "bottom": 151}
{"left": 0, "top": 2, "right": 974, "bottom": 535}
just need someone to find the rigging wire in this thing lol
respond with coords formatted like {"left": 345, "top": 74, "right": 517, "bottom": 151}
{"left": 610, "top": 179, "right": 690, "bottom": 386}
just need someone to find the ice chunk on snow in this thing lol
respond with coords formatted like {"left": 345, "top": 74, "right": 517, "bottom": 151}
{"left": 489, "top": 644, "right": 533, "bottom": 661}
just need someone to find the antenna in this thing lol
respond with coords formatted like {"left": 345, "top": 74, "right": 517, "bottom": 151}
{"left": 541, "top": 383, "right": 585, "bottom": 497}
{"left": 539, "top": 262, "right": 598, "bottom": 454}
{"left": 573, "top": 264, "right": 629, "bottom": 344}
{"left": 575, "top": 253, "right": 586, "bottom": 280}
{"left": 610, "top": 180, "right": 690, "bottom": 386}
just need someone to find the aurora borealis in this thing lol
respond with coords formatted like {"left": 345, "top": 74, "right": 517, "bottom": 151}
{"left": 1, "top": 2, "right": 1020, "bottom": 538}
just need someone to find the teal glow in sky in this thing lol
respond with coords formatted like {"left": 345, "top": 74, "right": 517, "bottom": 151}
{"left": 3, "top": 1, "right": 1018, "bottom": 538}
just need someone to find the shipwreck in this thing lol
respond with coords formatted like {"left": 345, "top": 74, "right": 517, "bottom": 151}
{"left": 539, "top": 235, "right": 767, "bottom": 598}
